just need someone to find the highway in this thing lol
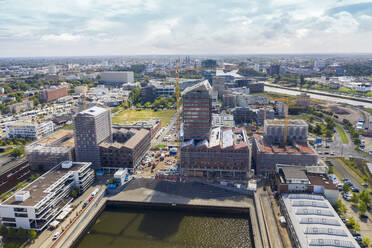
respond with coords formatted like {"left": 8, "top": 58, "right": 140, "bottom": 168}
{"left": 264, "top": 84, "right": 372, "bottom": 108}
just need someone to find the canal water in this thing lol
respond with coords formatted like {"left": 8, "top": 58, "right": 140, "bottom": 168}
{"left": 75, "top": 207, "right": 253, "bottom": 248}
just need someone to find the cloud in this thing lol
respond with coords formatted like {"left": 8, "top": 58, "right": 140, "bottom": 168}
{"left": 0, "top": 0, "right": 372, "bottom": 56}
{"left": 40, "top": 33, "right": 83, "bottom": 41}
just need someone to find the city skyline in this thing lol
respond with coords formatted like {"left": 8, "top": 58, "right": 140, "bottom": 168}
{"left": 1, "top": 0, "right": 372, "bottom": 57}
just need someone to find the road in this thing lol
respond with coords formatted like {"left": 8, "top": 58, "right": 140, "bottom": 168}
{"left": 264, "top": 84, "right": 372, "bottom": 108}
{"left": 151, "top": 111, "right": 178, "bottom": 147}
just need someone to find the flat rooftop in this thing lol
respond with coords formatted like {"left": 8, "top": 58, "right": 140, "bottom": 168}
{"left": 266, "top": 119, "right": 307, "bottom": 126}
{"left": 38, "top": 129, "right": 74, "bottom": 146}
{"left": 254, "top": 134, "right": 315, "bottom": 155}
{"left": 79, "top": 106, "right": 108, "bottom": 117}
{"left": 2, "top": 162, "right": 89, "bottom": 207}
{"left": 281, "top": 193, "right": 359, "bottom": 248}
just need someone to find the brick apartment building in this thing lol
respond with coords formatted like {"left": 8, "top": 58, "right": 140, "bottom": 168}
{"left": 40, "top": 86, "right": 68, "bottom": 103}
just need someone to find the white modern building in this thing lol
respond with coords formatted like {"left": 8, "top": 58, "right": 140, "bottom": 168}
{"left": 6, "top": 121, "right": 55, "bottom": 139}
{"left": 100, "top": 71, "right": 134, "bottom": 87}
{"left": 0, "top": 161, "right": 94, "bottom": 230}
{"left": 280, "top": 193, "right": 359, "bottom": 248}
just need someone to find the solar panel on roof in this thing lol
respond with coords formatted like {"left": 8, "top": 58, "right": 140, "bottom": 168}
{"left": 304, "top": 227, "right": 347, "bottom": 237}
{"left": 289, "top": 194, "right": 324, "bottom": 201}
{"left": 300, "top": 217, "right": 340, "bottom": 226}
{"left": 296, "top": 208, "right": 333, "bottom": 217}
{"left": 309, "top": 238, "right": 354, "bottom": 247}
{"left": 292, "top": 200, "right": 328, "bottom": 208}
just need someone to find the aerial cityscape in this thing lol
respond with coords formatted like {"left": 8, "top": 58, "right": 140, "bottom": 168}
{"left": 1, "top": 0, "right": 372, "bottom": 248}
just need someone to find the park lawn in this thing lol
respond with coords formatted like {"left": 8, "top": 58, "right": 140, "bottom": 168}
{"left": 112, "top": 109, "right": 176, "bottom": 127}
{"left": 336, "top": 125, "right": 349, "bottom": 144}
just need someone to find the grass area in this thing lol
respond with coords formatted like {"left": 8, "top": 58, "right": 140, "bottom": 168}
{"left": 336, "top": 158, "right": 372, "bottom": 192}
{"left": 336, "top": 125, "right": 349, "bottom": 144}
{"left": 112, "top": 109, "right": 176, "bottom": 127}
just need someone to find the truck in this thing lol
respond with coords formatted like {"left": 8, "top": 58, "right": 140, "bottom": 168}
{"left": 91, "top": 188, "right": 99, "bottom": 198}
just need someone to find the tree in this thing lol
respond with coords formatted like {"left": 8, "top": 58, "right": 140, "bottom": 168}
{"left": 129, "top": 87, "right": 141, "bottom": 105}
{"left": 8, "top": 227, "right": 17, "bottom": 239}
{"left": 358, "top": 201, "right": 367, "bottom": 215}
{"left": 334, "top": 199, "right": 347, "bottom": 216}
{"left": 10, "top": 148, "right": 24, "bottom": 157}
{"left": 346, "top": 217, "right": 360, "bottom": 232}
{"left": 70, "top": 188, "right": 79, "bottom": 198}
{"left": 0, "top": 225, "right": 8, "bottom": 236}
{"left": 17, "top": 227, "right": 28, "bottom": 240}
{"left": 342, "top": 183, "right": 351, "bottom": 193}
{"left": 350, "top": 193, "right": 359, "bottom": 205}
{"left": 359, "top": 190, "right": 371, "bottom": 208}
{"left": 29, "top": 229, "right": 37, "bottom": 242}
{"left": 361, "top": 238, "right": 371, "bottom": 247}
{"left": 314, "top": 124, "right": 322, "bottom": 135}
{"left": 144, "top": 102, "right": 151, "bottom": 109}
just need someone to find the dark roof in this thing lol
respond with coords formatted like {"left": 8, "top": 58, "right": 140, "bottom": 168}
{"left": 281, "top": 167, "right": 308, "bottom": 180}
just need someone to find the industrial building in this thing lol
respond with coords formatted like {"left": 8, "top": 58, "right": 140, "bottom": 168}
{"left": 74, "top": 106, "right": 112, "bottom": 169}
{"left": 99, "top": 71, "right": 134, "bottom": 87}
{"left": 275, "top": 164, "right": 338, "bottom": 204}
{"left": 99, "top": 128, "right": 150, "bottom": 169}
{"left": 233, "top": 107, "right": 275, "bottom": 125}
{"left": 5, "top": 121, "right": 55, "bottom": 139}
{"left": 0, "top": 161, "right": 94, "bottom": 230}
{"left": 7, "top": 100, "right": 34, "bottom": 114}
{"left": 25, "top": 130, "right": 75, "bottom": 171}
{"left": 0, "top": 159, "right": 30, "bottom": 194}
{"left": 280, "top": 193, "right": 359, "bottom": 248}
{"left": 182, "top": 80, "right": 212, "bottom": 140}
{"left": 181, "top": 127, "right": 251, "bottom": 182}
{"left": 40, "top": 86, "right": 68, "bottom": 103}
{"left": 264, "top": 119, "right": 308, "bottom": 145}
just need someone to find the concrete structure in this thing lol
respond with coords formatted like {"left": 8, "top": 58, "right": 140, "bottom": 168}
{"left": 113, "top": 168, "right": 129, "bottom": 185}
{"left": 74, "top": 106, "right": 112, "bottom": 169}
{"left": 100, "top": 71, "right": 134, "bottom": 87}
{"left": 222, "top": 93, "right": 236, "bottom": 108}
{"left": 233, "top": 107, "right": 274, "bottom": 125}
{"left": 296, "top": 93, "right": 311, "bottom": 107}
{"left": 268, "top": 64, "right": 280, "bottom": 75}
{"left": 182, "top": 80, "right": 212, "bottom": 140}
{"left": 236, "top": 95, "right": 268, "bottom": 107}
{"left": 212, "top": 113, "right": 234, "bottom": 127}
{"left": 113, "top": 119, "right": 161, "bottom": 140}
{"left": 252, "top": 133, "right": 318, "bottom": 175}
{"left": 48, "top": 65, "right": 57, "bottom": 74}
{"left": 0, "top": 159, "right": 30, "bottom": 194}
{"left": 75, "top": 85, "right": 88, "bottom": 95}
{"left": 25, "top": 130, "right": 75, "bottom": 171}
{"left": 212, "top": 76, "right": 226, "bottom": 97}
{"left": 0, "top": 161, "right": 94, "bottom": 230}
{"left": 181, "top": 127, "right": 251, "bottom": 182}
{"left": 314, "top": 60, "right": 326, "bottom": 71}
{"left": 275, "top": 164, "right": 338, "bottom": 204}
{"left": 40, "top": 86, "right": 68, "bottom": 103}
{"left": 99, "top": 128, "right": 150, "bottom": 169}
{"left": 7, "top": 100, "right": 34, "bottom": 114}
{"left": 6, "top": 121, "right": 55, "bottom": 139}
{"left": 280, "top": 193, "right": 359, "bottom": 248}
{"left": 264, "top": 119, "right": 308, "bottom": 145}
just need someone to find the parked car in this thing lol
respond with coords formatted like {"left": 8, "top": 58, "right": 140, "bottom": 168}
{"left": 360, "top": 214, "right": 369, "bottom": 219}
{"left": 351, "top": 187, "right": 360, "bottom": 193}
{"left": 52, "top": 232, "right": 60, "bottom": 240}
{"left": 362, "top": 183, "right": 368, "bottom": 187}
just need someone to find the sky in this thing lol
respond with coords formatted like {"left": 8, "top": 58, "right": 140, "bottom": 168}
{"left": 1, "top": 0, "right": 372, "bottom": 57}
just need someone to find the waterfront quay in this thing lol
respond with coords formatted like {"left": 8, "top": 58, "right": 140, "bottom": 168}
{"left": 56, "top": 178, "right": 262, "bottom": 248}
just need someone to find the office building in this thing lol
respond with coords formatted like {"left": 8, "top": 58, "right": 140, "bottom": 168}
{"left": 40, "top": 86, "right": 68, "bottom": 103}
{"left": 0, "top": 159, "right": 30, "bottom": 194}
{"left": 74, "top": 106, "right": 112, "bottom": 169}
{"left": 182, "top": 80, "right": 212, "bottom": 140}
{"left": 100, "top": 71, "right": 134, "bottom": 87}
{"left": 7, "top": 100, "right": 34, "bottom": 114}
{"left": 140, "top": 82, "right": 175, "bottom": 103}
{"left": 99, "top": 128, "right": 150, "bottom": 169}
{"left": 280, "top": 193, "right": 359, "bottom": 248}
{"left": 6, "top": 121, "right": 55, "bottom": 139}
{"left": 0, "top": 161, "right": 94, "bottom": 230}
{"left": 314, "top": 60, "right": 326, "bottom": 71}
{"left": 181, "top": 127, "right": 251, "bottom": 181}
{"left": 25, "top": 130, "right": 75, "bottom": 171}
